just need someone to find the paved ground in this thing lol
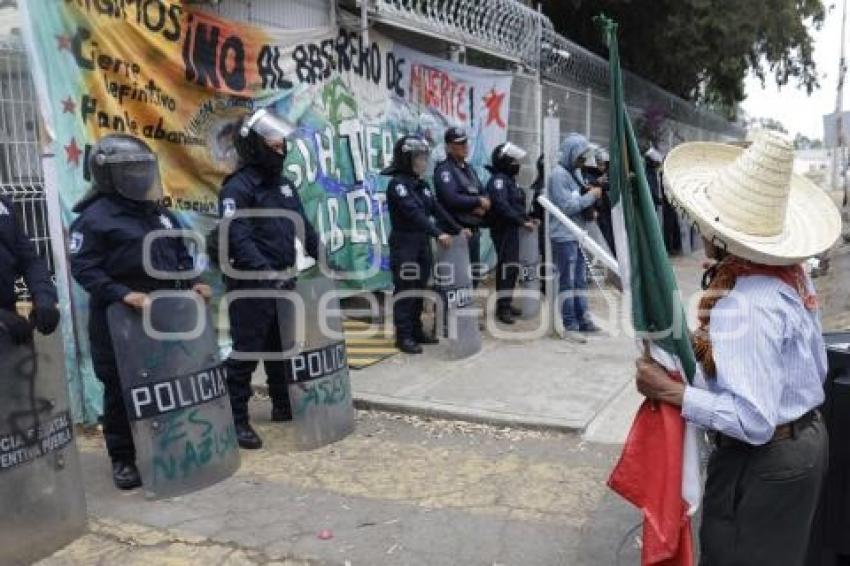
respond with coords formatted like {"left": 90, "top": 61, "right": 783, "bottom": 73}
{"left": 339, "top": 255, "right": 707, "bottom": 444}
{"left": 40, "top": 408, "right": 641, "bottom": 566}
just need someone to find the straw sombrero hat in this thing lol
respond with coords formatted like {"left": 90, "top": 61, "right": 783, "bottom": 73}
{"left": 663, "top": 130, "right": 841, "bottom": 266}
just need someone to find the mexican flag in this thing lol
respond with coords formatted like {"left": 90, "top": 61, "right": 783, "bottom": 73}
{"left": 598, "top": 17, "right": 702, "bottom": 566}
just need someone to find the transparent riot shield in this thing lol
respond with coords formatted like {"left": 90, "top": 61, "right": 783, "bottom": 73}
{"left": 517, "top": 229, "right": 541, "bottom": 319}
{"left": 0, "top": 329, "right": 87, "bottom": 565}
{"left": 107, "top": 294, "right": 240, "bottom": 499}
{"left": 435, "top": 235, "right": 482, "bottom": 359}
{"left": 278, "top": 276, "right": 355, "bottom": 451}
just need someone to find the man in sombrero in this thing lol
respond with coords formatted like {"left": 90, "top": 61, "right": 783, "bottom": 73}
{"left": 634, "top": 130, "right": 841, "bottom": 565}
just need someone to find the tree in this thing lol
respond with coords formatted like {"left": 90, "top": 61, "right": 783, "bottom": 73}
{"left": 794, "top": 133, "right": 825, "bottom": 149}
{"left": 747, "top": 117, "right": 788, "bottom": 134}
{"left": 541, "top": 0, "right": 825, "bottom": 117}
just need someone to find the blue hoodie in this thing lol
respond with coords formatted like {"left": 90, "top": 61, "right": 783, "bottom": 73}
{"left": 547, "top": 133, "right": 597, "bottom": 243}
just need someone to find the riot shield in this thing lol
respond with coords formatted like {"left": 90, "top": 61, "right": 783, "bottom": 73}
{"left": 278, "top": 276, "right": 355, "bottom": 451}
{"left": 516, "top": 229, "right": 541, "bottom": 319}
{"left": 107, "top": 294, "right": 240, "bottom": 499}
{"left": 0, "top": 329, "right": 87, "bottom": 565}
{"left": 435, "top": 235, "right": 482, "bottom": 359}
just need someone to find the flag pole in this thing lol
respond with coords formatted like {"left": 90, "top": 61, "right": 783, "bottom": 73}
{"left": 536, "top": 195, "right": 620, "bottom": 274}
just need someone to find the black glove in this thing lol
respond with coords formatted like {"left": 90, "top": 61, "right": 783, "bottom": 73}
{"left": 0, "top": 309, "right": 33, "bottom": 345}
{"left": 30, "top": 304, "right": 60, "bottom": 335}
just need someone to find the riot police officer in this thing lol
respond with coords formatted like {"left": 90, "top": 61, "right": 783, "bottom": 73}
{"left": 0, "top": 195, "right": 59, "bottom": 343}
{"left": 383, "top": 135, "right": 465, "bottom": 354}
{"left": 219, "top": 108, "right": 320, "bottom": 450}
{"left": 485, "top": 143, "right": 537, "bottom": 325}
{"left": 69, "top": 134, "right": 209, "bottom": 490}
{"left": 434, "top": 127, "right": 490, "bottom": 285}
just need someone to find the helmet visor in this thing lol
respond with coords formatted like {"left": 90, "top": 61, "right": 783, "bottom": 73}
{"left": 500, "top": 142, "right": 527, "bottom": 162}
{"left": 98, "top": 152, "right": 162, "bottom": 202}
{"left": 242, "top": 108, "right": 295, "bottom": 143}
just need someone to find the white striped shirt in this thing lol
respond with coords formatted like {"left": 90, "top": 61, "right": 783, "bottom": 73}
{"left": 682, "top": 275, "right": 827, "bottom": 446}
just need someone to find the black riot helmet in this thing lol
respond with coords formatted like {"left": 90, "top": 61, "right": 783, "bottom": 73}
{"left": 381, "top": 135, "right": 431, "bottom": 177}
{"left": 234, "top": 107, "right": 295, "bottom": 178}
{"left": 88, "top": 134, "right": 162, "bottom": 202}
{"left": 487, "top": 142, "right": 527, "bottom": 177}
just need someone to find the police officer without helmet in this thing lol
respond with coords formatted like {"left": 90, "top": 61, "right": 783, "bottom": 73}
{"left": 485, "top": 142, "right": 538, "bottom": 325}
{"left": 434, "top": 127, "right": 490, "bottom": 286}
{"left": 0, "top": 195, "right": 60, "bottom": 345}
{"left": 69, "top": 134, "right": 211, "bottom": 490}
{"left": 383, "top": 135, "right": 468, "bottom": 354}
{"left": 218, "top": 108, "right": 320, "bottom": 450}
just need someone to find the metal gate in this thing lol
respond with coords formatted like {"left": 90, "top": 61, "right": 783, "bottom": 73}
{"left": 0, "top": 36, "right": 52, "bottom": 300}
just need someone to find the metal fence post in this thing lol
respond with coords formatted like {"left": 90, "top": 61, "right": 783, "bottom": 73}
{"left": 585, "top": 87, "right": 593, "bottom": 139}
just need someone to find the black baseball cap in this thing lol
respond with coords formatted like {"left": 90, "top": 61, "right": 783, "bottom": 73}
{"left": 444, "top": 127, "right": 468, "bottom": 145}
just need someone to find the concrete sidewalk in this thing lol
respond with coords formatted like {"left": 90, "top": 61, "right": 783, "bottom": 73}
{"left": 254, "top": 255, "right": 707, "bottom": 440}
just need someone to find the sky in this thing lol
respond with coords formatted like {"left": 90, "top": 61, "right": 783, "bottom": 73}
{"left": 741, "top": 2, "right": 845, "bottom": 139}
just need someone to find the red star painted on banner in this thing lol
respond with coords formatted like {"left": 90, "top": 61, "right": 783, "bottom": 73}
{"left": 56, "top": 35, "right": 72, "bottom": 51}
{"left": 61, "top": 96, "right": 75, "bottom": 114}
{"left": 482, "top": 88, "right": 507, "bottom": 128}
{"left": 64, "top": 137, "right": 82, "bottom": 167}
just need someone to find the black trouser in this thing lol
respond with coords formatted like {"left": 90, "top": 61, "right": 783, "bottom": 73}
{"left": 225, "top": 297, "right": 291, "bottom": 424}
{"left": 390, "top": 231, "right": 431, "bottom": 341}
{"left": 700, "top": 413, "right": 828, "bottom": 566}
{"left": 491, "top": 226, "right": 519, "bottom": 313}
{"left": 89, "top": 306, "right": 135, "bottom": 464}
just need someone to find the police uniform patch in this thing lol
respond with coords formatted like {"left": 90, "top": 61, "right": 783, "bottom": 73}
{"left": 423, "top": 188, "right": 432, "bottom": 197}
{"left": 280, "top": 185, "right": 294, "bottom": 198}
{"left": 395, "top": 184, "right": 408, "bottom": 197}
{"left": 440, "top": 171, "right": 451, "bottom": 183}
{"left": 0, "top": 201, "right": 8, "bottom": 215}
{"left": 159, "top": 214, "right": 174, "bottom": 229}
{"left": 69, "top": 231, "right": 83, "bottom": 254}
{"left": 494, "top": 178, "right": 505, "bottom": 190}
{"left": 222, "top": 198, "right": 237, "bottom": 218}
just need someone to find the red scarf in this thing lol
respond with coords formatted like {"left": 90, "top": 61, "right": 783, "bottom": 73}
{"left": 693, "top": 255, "right": 817, "bottom": 377}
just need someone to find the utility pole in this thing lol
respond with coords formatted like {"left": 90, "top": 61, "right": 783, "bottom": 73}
{"left": 835, "top": 0, "right": 848, "bottom": 206}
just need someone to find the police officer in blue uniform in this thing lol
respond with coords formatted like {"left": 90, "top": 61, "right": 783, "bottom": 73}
{"left": 485, "top": 142, "right": 537, "bottom": 325}
{"left": 69, "top": 134, "right": 210, "bottom": 490}
{"left": 383, "top": 135, "right": 466, "bottom": 354}
{"left": 218, "top": 108, "right": 320, "bottom": 450}
{"left": 433, "top": 128, "right": 490, "bottom": 285}
{"left": 0, "top": 196, "right": 59, "bottom": 344}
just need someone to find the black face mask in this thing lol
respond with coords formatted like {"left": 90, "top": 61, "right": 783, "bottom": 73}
{"left": 256, "top": 142, "right": 285, "bottom": 179}
{"left": 506, "top": 163, "right": 521, "bottom": 177}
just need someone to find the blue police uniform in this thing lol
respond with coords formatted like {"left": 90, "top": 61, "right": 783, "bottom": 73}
{"left": 69, "top": 194, "right": 196, "bottom": 463}
{"left": 218, "top": 164, "right": 320, "bottom": 424}
{"left": 387, "top": 173, "right": 461, "bottom": 342}
{"left": 433, "top": 157, "right": 486, "bottom": 284}
{"left": 0, "top": 195, "right": 56, "bottom": 312}
{"left": 486, "top": 172, "right": 529, "bottom": 314}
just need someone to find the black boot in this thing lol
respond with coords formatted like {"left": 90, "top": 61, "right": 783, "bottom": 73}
{"left": 413, "top": 330, "right": 439, "bottom": 345}
{"left": 396, "top": 337, "right": 423, "bottom": 354}
{"left": 271, "top": 404, "right": 293, "bottom": 422}
{"left": 235, "top": 421, "right": 263, "bottom": 449}
{"left": 497, "top": 309, "right": 515, "bottom": 325}
{"left": 112, "top": 460, "right": 142, "bottom": 490}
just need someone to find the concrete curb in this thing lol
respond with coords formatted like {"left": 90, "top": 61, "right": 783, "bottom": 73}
{"left": 253, "top": 383, "right": 585, "bottom": 434}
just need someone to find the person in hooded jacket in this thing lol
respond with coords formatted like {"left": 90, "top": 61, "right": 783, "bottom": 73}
{"left": 0, "top": 195, "right": 59, "bottom": 346}
{"left": 383, "top": 135, "right": 466, "bottom": 354}
{"left": 548, "top": 133, "right": 602, "bottom": 344}
{"left": 69, "top": 134, "right": 210, "bottom": 490}
{"left": 485, "top": 142, "right": 537, "bottom": 325}
{"left": 217, "top": 108, "right": 321, "bottom": 450}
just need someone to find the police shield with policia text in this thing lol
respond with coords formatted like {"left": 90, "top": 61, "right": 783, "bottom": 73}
{"left": 0, "top": 194, "right": 86, "bottom": 563}
{"left": 217, "top": 108, "right": 321, "bottom": 450}
{"left": 69, "top": 134, "right": 218, "bottom": 492}
{"left": 383, "top": 135, "right": 467, "bottom": 354}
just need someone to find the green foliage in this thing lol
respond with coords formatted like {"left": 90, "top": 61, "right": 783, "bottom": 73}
{"left": 542, "top": 0, "right": 825, "bottom": 116}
